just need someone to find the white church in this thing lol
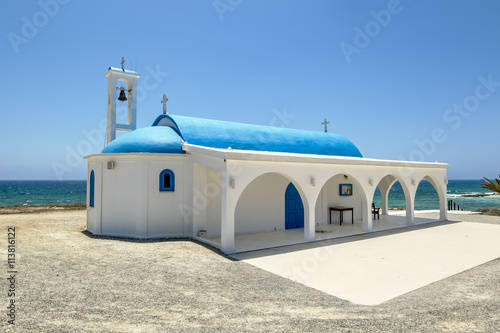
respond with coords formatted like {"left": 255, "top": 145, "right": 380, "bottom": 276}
{"left": 85, "top": 63, "right": 449, "bottom": 254}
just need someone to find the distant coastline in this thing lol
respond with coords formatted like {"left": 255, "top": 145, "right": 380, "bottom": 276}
{"left": 0, "top": 203, "right": 86, "bottom": 215}
{"left": 460, "top": 193, "right": 500, "bottom": 198}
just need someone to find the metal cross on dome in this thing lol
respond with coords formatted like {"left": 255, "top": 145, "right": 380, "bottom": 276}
{"left": 322, "top": 118, "right": 331, "bottom": 133}
{"left": 161, "top": 94, "right": 169, "bottom": 114}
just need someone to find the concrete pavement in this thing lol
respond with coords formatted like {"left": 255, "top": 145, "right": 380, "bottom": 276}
{"left": 232, "top": 221, "right": 500, "bottom": 305}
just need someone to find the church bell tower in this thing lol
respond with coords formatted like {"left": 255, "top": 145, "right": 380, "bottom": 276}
{"left": 105, "top": 57, "right": 140, "bottom": 144}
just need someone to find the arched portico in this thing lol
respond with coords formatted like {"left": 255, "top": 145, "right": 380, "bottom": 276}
{"left": 315, "top": 173, "right": 371, "bottom": 232}
{"left": 370, "top": 174, "right": 414, "bottom": 226}
{"left": 417, "top": 175, "right": 448, "bottom": 221}
{"left": 234, "top": 172, "right": 308, "bottom": 234}
{"left": 193, "top": 149, "right": 449, "bottom": 253}
{"left": 221, "top": 168, "right": 314, "bottom": 253}
{"left": 376, "top": 175, "right": 398, "bottom": 216}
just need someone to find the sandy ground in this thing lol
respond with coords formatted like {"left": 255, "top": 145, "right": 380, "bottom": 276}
{"left": 1, "top": 210, "right": 499, "bottom": 332}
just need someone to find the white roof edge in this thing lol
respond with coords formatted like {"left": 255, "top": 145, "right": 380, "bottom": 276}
{"left": 85, "top": 145, "right": 449, "bottom": 169}
{"left": 105, "top": 67, "right": 141, "bottom": 77}
{"left": 183, "top": 143, "right": 449, "bottom": 169}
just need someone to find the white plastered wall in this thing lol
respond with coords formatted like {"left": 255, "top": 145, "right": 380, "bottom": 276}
{"left": 147, "top": 160, "right": 186, "bottom": 236}
{"left": 192, "top": 163, "right": 222, "bottom": 237}
{"left": 85, "top": 154, "right": 188, "bottom": 238}
{"left": 235, "top": 173, "right": 290, "bottom": 234}
{"left": 101, "top": 159, "right": 139, "bottom": 237}
{"left": 86, "top": 161, "right": 102, "bottom": 234}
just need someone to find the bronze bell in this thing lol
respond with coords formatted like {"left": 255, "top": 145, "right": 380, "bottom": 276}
{"left": 118, "top": 89, "right": 127, "bottom": 102}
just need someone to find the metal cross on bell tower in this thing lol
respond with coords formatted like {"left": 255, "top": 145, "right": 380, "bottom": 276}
{"left": 161, "top": 94, "right": 169, "bottom": 114}
{"left": 321, "top": 118, "right": 331, "bottom": 133}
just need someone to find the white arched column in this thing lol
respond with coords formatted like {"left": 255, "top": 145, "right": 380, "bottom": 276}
{"left": 405, "top": 195, "right": 415, "bottom": 225}
{"left": 378, "top": 176, "right": 397, "bottom": 215}
{"left": 302, "top": 180, "right": 320, "bottom": 242}
{"left": 364, "top": 183, "right": 379, "bottom": 232}
{"left": 358, "top": 184, "right": 371, "bottom": 232}
{"left": 304, "top": 204, "right": 316, "bottom": 241}
{"left": 221, "top": 171, "right": 237, "bottom": 254}
{"left": 439, "top": 190, "right": 448, "bottom": 221}
{"left": 405, "top": 183, "right": 416, "bottom": 226}
{"left": 423, "top": 175, "right": 448, "bottom": 221}
{"left": 362, "top": 201, "right": 373, "bottom": 232}
{"left": 381, "top": 191, "right": 389, "bottom": 216}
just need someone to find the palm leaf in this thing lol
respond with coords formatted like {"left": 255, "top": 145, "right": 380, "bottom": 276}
{"left": 479, "top": 174, "right": 500, "bottom": 194}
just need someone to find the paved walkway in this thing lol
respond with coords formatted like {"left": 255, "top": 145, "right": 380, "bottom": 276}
{"left": 207, "top": 213, "right": 440, "bottom": 253}
{"left": 232, "top": 221, "right": 500, "bottom": 305}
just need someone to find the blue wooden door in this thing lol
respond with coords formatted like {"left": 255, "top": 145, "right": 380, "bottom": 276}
{"left": 285, "top": 183, "right": 304, "bottom": 229}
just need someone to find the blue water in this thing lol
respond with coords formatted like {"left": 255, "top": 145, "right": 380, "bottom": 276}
{"left": 373, "top": 179, "right": 500, "bottom": 211}
{"left": 0, "top": 179, "right": 498, "bottom": 210}
{"left": 0, "top": 181, "right": 86, "bottom": 207}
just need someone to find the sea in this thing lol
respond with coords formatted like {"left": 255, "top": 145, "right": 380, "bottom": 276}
{"left": 0, "top": 179, "right": 499, "bottom": 211}
{"left": 373, "top": 179, "right": 500, "bottom": 211}
{"left": 0, "top": 180, "right": 86, "bottom": 207}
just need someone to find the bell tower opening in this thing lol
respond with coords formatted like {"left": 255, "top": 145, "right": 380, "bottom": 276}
{"left": 105, "top": 57, "right": 141, "bottom": 144}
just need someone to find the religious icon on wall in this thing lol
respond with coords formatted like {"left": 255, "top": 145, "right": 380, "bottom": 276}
{"left": 339, "top": 184, "right": 353, "bottom": 196}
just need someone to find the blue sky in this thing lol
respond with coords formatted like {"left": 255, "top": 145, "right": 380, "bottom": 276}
{"left": 1, "top": 0, "right": 499, "bottom": 180}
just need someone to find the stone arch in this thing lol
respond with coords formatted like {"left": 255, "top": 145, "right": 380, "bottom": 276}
{"left": 314, "top": 172, "right": 369, "bottom": 230}
{"left": 416, "top": 174, "right": 447, "bottom": 220}
{"left": 234, "top": 172, "right": 308, "bottom": 235}
{"left": 232, "top": 169, "right": 310, "bottom": 211}
{"left": 371, "top": 174, "right": 413, "bottom": 225}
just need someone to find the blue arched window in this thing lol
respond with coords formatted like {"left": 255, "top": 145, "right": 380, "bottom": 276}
{"left": 89, "top": 170, "right": 95, "bottom": 207}
{"left": 159, "top": 169, "right": 175, "bottom": 191}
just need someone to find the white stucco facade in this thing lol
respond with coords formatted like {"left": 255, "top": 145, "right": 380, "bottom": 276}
{"left": 89, "top": 63, "right": 449, "bottom": 253}
{"left": 85, "top": 143, "right": 448, "bottom": 254}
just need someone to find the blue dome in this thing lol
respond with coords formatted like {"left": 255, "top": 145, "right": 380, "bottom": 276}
{"left": 152, "top": 115, "right": 363, "bottom": 158}
{"left": 102, "top": 126, "right": 184, "bottom": 154}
